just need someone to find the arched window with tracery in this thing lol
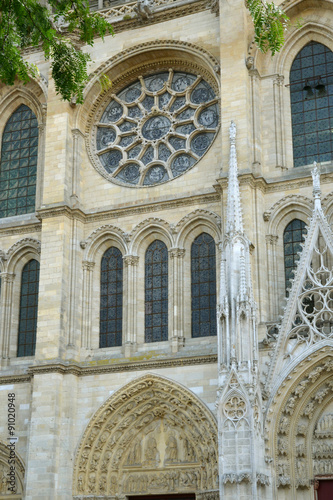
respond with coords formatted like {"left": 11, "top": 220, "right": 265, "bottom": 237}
{"left": 0, "top": 105, "right": 38, "bottom": 218}
{"left": 145, "top": 240, "right": 168, "bottom": 343}
{"left": 100, "top": 247, "right": 123, "bottom": 347}
{"left": 284, "top": 219, "right": 307, "bottom": 295}
{"left": 17, "top": 259, "right": 40, "bottom": 357}
{"left": 290, "top": 42, "right": 333, "bottom": 168}
{"left": 191, "top": 232, "right": 217, "bottom": 337}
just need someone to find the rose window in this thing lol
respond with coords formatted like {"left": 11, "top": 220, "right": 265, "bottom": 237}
{"left": 94, "top": 70, "right": 219, "bottom": 186}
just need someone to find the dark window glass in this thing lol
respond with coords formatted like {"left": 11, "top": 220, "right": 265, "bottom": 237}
{"left": 284, "top": 219, "right": 307, "bottom": 295}
{"left": 17, "top": 259, "right": 39, "bottom": 357}
{"left": 191, "top": 232, "right": 217, "bottom": 337}
{"left": 0, "top": 104, "right": 38, "bottom": 218}
{"left": 145, "top": 240, "right": 168, "bottom": 343}
{"left": 290, "top": 42, "right": 333, "bottom": 168}
{"left": 100, "top": 247, "right": 123, "bottom": 347}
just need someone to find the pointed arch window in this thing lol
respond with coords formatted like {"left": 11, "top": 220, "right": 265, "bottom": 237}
{"left": 290, "top": 42, "right": 333, "bottom": 168}
{"left": 284, "top": 219, "right": 307, "bottom": 295}
{"left": 100, "top": 247, "right": 123, "bottom": 347}
{"left": 17, "top": 259, "right": 40, "bottom": 357}
{"left": 0, "top": 105, "right": 38, "bottom": 218}
{"left": 191, "top": 232, "right": 217, "bottom": 337}
{"left": 145, "top": 240, "right": 168, "bottom": 343}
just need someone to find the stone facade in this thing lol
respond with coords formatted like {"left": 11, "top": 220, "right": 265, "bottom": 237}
{"left": 0, "top": 0, "right": 333, "bottom": 499}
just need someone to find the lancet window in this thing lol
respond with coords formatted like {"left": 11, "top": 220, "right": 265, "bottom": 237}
{"left": 17, "top": 259, "right": 40, "bottom": 357}
{"left": 0, "top": 105, "right": 38, "bottom": 218}
{"left": 284, "top": 219, "right": 307, "bottom": 295}
{"left": 100, "top": 247, "right": 123, "bottom": 347}
{"left": 290, "top": 42, "right": 333, "bottom": 168}
{"left": 191, "top": 232, "right": 217, "bottom": 337}
{"left": 145, "top": 240, "right": 168, "bottom": 342}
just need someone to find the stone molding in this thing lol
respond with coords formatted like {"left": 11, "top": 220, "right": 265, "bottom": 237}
{"left": 0, "top": 355, "right": 217, "bottom": 385}
{"left": 0, "top": 374, "right": 31, "bottom": 385}
{"left": 263, "top": 194, "right": 312, "bottom": 222}
{"left": 0, "top": 222, "right": 41, "bottom": 237}
{"left": 20, "top": 354, "right": 217, "bottom": 379}
{"left": 34, "top": 192, "right": 220, "bottom": 224}
{"left": 84, "top": 39, "right": 219, "bottom": 97}
{"left": 222, "top": 472, "right": 251, "bottom": 484}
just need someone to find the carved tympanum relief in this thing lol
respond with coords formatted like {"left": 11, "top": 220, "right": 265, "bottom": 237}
{"left": 312, "top": 403, "right": 333, "bottom": 477}
{"left": 73, "top": 375, "right": 218, "bottom": 497}
{"left": 0, "top": 443, "right": 25, "bottom": 497}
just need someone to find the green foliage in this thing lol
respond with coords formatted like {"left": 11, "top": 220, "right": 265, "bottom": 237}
{"left": 246, "top": 0, "right": 289, "bottom": 56}
{"left": 0, "top": 0, "right": 114, "bottom": 103}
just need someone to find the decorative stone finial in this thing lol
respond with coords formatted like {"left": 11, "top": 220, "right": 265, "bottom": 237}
{"left": 229, "top": 120, "right": 236, "bottom": 143}
{"left": 311, "top": 162, "right": 321, "bottom": 210}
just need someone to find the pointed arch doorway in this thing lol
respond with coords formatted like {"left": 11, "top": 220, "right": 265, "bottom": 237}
{"left": 73, "top": 375, "right": 219, "bottom": 498}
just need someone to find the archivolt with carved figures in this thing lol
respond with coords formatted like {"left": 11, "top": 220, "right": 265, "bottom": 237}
{"left": 73, "top": 374, "right": 219, "bottom": 497}
{"left": 265, "top": 353, "right": 333, "bottom": 493}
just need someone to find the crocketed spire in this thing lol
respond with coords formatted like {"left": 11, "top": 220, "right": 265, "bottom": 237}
{"left": 226, "top": 121, "right": 243, "bottom": 234}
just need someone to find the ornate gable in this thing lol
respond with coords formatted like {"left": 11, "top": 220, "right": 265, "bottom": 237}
{"left": 266, "top": 165, "right": 333, "bottom": 392}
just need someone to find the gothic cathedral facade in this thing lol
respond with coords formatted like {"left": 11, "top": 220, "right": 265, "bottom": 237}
{"left": 0, "top": 0, "right": 333, "bottom": 499}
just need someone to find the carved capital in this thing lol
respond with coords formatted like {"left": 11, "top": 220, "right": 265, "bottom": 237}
{"left": 1, "top": 273, "right": 16, "bottom": 284}
{"left": 169, "top": 248, "right": 185, "bottom": 259}
{"left": 82, "top": 261, "right": 95, "bottom": 271}
{"left": 123, "top": 255, "right": 139, "bottom": 267}
{"left": 265, "top": 234, "right": 278, "bottom": 245}
{"left": 273, "top": 75, "right": 284, "bottom": 86}
{"left": 72, "top": 128, "right": 86, "bottom": 139}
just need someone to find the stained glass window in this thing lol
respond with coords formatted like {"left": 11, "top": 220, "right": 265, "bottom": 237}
{"left": 93, "top": 70, "right": 219, "bottom": 186}
{"left": 284, "top": 219, "right": 307, "bottom": 295}
{"left": 100, "top": 247, "right": 123, "bottom": 347}
{"left": 0, "top": 105, "right": 38, "bottom": 218}
{"left": 191, "top": 233, "right": 217, "bottom": 337}
{"left": 17, "top": 259, "right": 40, "bottom": 357}
{"left": 290, "top": 42, "right": 333, "bottom": 167}
{"left": 145, "top": 240, "right": 168, "bottom": 343}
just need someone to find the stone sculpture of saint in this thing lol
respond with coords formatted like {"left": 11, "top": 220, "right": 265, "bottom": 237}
{"left": 145, "top": 436, "right": 160, "bottom": 465}
{"left": 165, "top": 435, "right": 178, "bottom": 462}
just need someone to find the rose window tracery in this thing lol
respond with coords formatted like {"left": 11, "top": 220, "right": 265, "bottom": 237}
{"left": 94, "top": 70, "right": 219, "bottom": 186}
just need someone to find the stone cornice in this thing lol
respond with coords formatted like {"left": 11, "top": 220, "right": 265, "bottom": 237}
{"left": 36, "top": 205, "right": 86, "bottom": 222}
{"left": 216, "top": 169, "right": 333, "bottom": 195}
{"left": 19, "top": 354, "right": 218, "bottom": 379}
{"left": 0, "top": 373, "right": 31, "bottom": 385}
{"left": 111, "top": 0, "right": 217, "bottom": 35}
{"left": 0, "top": 222, "right": 41, "bottom": 237}
{"left": 36, "top": 192, "right": 220, "bottom": 224}
{"left": 22, "top": 0, "right": 217, "bottom": 57}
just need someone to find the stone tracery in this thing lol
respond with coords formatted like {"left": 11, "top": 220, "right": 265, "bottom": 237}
{"left": 91, "top": 69, "right": 219, "bottom": 186}
{"left": 73, "top": 374, "right": 218, "bottom": 497}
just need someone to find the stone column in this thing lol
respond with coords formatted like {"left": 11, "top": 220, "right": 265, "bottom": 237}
{"left": 249, "top": 69, "right": 262, "bottom": 175}
{"left": 36, "top": 119, "right": 46, "bottom": 210}
{"left": 0, "top": 273, "right": 15, "bottom": 365}
{"left": 70, "top": 128, "right": 85, "bottom": 207}
{"left": 169, "top": 248, "right": 185, "bottom": 353}
{"left": 81, "top": 261, "right": 95, "bottom": 349}
{"left": 123, "top": 255, "right": 139, "bottom": 357}
{"left": 265, "top": 235, "right": 279, "bottom": 319}
{"left": 273, "top": 75, "right": 286, "bottom": 170}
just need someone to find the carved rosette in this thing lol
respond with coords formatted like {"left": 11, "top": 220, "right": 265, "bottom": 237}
{"left": 73, "top": 375, "right": 218, "bottom": 496}
{"left": 223, "top": 394, "right": 247, "bottom": 425}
